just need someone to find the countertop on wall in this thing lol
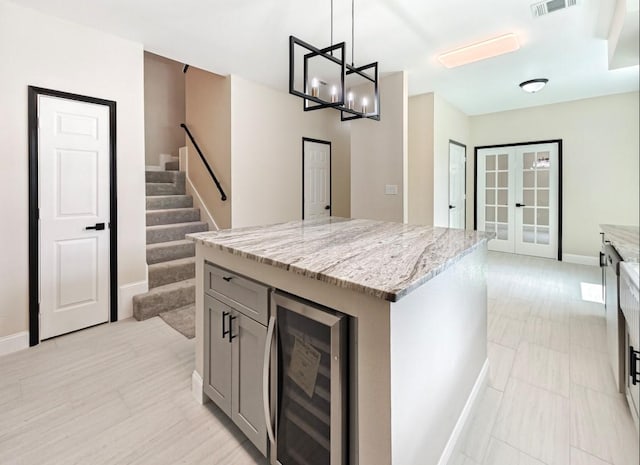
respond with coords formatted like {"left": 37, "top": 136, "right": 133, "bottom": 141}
{"left": 600, "top": 224, "right": 640, "bottom": 262}
{"left": 188, "top": 217, "right": 492, "bottom": 302}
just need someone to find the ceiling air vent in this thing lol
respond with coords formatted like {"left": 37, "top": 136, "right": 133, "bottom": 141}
{"left": 531, "top": 0, "right": 578, "bottom": 17}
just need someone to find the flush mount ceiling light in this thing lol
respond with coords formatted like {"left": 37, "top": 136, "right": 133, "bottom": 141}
{"left": 289, "top": 0, "right": 380, "bottom": 121}
{"left": 438, "top": 33, "right": 520, "bottom": 68}
{"left": 519, "top": 78, "right": 549, "bottom": 93}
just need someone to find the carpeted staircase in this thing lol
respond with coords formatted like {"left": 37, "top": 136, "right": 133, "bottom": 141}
{"left": 132, "top": 168, "right": 208, "bottom": 337}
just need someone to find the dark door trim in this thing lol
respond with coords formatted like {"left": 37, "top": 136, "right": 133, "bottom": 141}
{"left": 448, "top": 139, "right": 467, "bottom": 229}
{"left": 301, "top": 138, "right": 332, "bottom": 220}
{"left": 473, "top": 139, "right": 563, "bottom": 261}
{"left": 28, "top": 86, "right": 118, "bottom": 346}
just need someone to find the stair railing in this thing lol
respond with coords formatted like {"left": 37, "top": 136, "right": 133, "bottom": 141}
{"left": 180, "top": 123, "right": 227, "bottom": 201}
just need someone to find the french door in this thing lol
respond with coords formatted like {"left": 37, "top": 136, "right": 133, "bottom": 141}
{"left": 476, "top": 142, "right": 560, "bottom": 259}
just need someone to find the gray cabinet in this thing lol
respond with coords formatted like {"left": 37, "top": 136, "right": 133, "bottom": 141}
{"left": 203, "top": 262, "right": 269, "bottom": 456}
{"left": 231, "top": 312, "right": 267, "bottom": 451}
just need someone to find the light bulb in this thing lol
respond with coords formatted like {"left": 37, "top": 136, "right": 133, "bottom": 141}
{"left": 330, "top": 85, "right": 338, "bottom": 103}
{"left": 361, "top": 97, "right": 368, "bottom": 114}
{"left": 347, "top": 91, "right": 354, "bottom": 110}
{"left": 310, "top": 78, "right": 319, "bottom": 97}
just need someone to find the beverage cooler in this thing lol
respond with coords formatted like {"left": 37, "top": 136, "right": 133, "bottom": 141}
{"left": 263, "top": 291, "right": 348, "bottom": 465}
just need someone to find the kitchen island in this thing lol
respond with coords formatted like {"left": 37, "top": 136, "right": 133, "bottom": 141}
{"left": 188, "top": 217, "right": 491, "bottom": 465}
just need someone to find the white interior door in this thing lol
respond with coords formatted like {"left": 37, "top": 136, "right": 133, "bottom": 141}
{"left": 513, "top": 144, "right": 559, "bottom": 259}
{"left": 448, "top": 141, "right": 466, "bottom": 229}
{"left": 476, "top": 142, "right": 559, "bottom": 259}
{"left": 303, "top": 140, "right": 331, "bottom": 219}
{"left": 39, "top": 95, "right": 111, "bottom": 339}
{"left": 477, "top": 147, "right": 516, "bottom": 253}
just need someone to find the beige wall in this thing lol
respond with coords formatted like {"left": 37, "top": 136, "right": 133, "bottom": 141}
{"left": 185, "top": 68, "right": 232, "bottom": 229}
{"left": 407, "top": 93, "right": 470, "bottom": 227}
{"left": 0, "top": 1, "right": 146, "bottom": 338}
{"left": 469, "top": 92, "right": 640, "bottom": 258}
{"left": 229, "top": 75, "right": 350, "bottom": 228}
{"left": 351, "top": 72, "right": 408, "bottom": 222}
{"left": 144, "top": 52, "right": 185, "bottom": 166}
{"left": 433, "top": 94, "right": 470, "bottom": 227}
{"left": 408, "top": 93, "right": 435, "bottom": 225}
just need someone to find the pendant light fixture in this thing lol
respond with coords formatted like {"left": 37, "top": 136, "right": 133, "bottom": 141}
{"left": 289, "top": 0, "right": 380, "bottom": 121}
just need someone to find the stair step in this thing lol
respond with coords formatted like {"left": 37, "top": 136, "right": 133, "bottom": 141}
{"left": 148, "top": 257, "right": 195, "bottom": 289}
{"left": 146, "top": 222, "right": 208, "bottom": 244}
{"left": 165, "top": 161, "right": 179, "bottom": 171}
{"left": 145, "top": 170, "right": 179, "bottom": 183}
{"left": 145, "top": 171, "right": 185, "bottom": 196}
{"left": 146, "top": 195, "right": 193, "bottom": 210}
{"left": 146, "top": 182, "right": 184, "bottom": 196}
{"left": 146, "top": 208, "right": 200, "bottom": 226}
{"left": 133, "top": 279, "right": 195, "bottom": 321}
{"left": 146, "top": 239, "right": 195, "bottom": 264}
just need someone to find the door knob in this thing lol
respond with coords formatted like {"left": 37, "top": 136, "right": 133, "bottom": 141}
{"left": 324, "top": 205, "right": 331, "bottom": 210}
{"left": 449, "top": 205, "right": 455, "bottom": 210}
{"left": 85, "top": 223, "right": 105, "bottom": 230}
{"left": 515, "top": 203, "right": 526, "bottom": 208}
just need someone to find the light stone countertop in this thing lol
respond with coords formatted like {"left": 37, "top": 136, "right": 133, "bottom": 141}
{"left": 621, "top": 262, "right": 639, "bottom": 292}
{"left": 187, "top": 217, "right": 492, "bottom": 302}
{"left": 600, "top": 224, "right": 640, "bottom": 262}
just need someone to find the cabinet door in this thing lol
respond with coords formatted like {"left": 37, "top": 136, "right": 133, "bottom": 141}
{"left": 204, "top": 295, "right": 232, "bottom": 416}
{"left": 231, "top": 311, "right": 268, "bottom": 455}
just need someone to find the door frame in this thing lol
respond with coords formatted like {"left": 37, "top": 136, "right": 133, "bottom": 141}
{"left": 448, "top": 139, "right": 467, "bottom": 229}
{"left": 28, "top": 86, "right": 118, "bottom": 346}
{"left": 301, "top": 137, "right": 332, "bottom": 219}
{"left": 473, "top": 139, "right": 563, "bottom": 260}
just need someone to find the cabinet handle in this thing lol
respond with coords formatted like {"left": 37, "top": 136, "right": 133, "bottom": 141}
{"left": 222, "top": 311, "right": 230, "bottom": 338}
{"left": 263, "top": 316, "right": 276, "bottom": 444}
{"left": 222, "top": 276, "right": 233, "bottom": 282}
{"left": 228, "top": 315, "right": 237, "bottom": 342}
{"left": 630, "top": 346, "right": 640, "bottom": 386}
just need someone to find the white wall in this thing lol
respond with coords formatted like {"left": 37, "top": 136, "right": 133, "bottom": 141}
{"left": 0, "top": 1, "right": 146, "bottom": 339}
{"left": 230, "top": 75, "right": 350, "bottom": 228}
{"left": 433, "top": 94, "right": 470, "bottom": 227}
{"left": 351, "top": 72, "right": 408, "bottom": 222}
{"left": 470, "top": 92, "right": 639, "bottom": 258}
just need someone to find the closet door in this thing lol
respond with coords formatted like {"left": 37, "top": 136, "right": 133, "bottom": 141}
{"left": 477, "top": 147, "right": 515, "bottom": 253}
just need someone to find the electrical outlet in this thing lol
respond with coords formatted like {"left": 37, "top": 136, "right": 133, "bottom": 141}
{"left": 384, "top": 184, "right": 398, "bottom": 195}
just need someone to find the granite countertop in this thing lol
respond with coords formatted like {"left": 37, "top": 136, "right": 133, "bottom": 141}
{"left": 187, "top": 217, "right": 492, "bottom": 302}
{"left": 600, "top": 224, "right": 640, "bottom": 262}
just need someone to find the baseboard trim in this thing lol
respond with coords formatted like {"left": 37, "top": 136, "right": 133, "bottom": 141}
{"left": 438, "top": 359, "right": 489, "bottom": 465}
{"left": 192, "top": 369, "right": 210, "bottom": 405}
{"left": 180, "top": 146, "right": 219, "bottom": 231}
{"left": 118, "top": 279, "right": 148, "bottom": 320}
{"left": 563, "top": 254, "right": 599, "bottom": 266}
{"left": 0, "top": 331, "right": 29, "bottom": 357}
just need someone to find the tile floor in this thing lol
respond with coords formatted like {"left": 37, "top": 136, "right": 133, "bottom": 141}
{"left": 453, "top": 252, "right": 639, "bottom": 465}
{"left": 0, "top": 252, "right": 638, "bottom": 465}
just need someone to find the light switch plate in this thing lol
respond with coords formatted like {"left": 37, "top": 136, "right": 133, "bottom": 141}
{"left": 384, "top": 184, "right": 398, "bottom": 195}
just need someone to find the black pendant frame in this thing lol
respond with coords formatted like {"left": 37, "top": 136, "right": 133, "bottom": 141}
{"left": 289, "top": 35, "right": 380, "bottom": 121}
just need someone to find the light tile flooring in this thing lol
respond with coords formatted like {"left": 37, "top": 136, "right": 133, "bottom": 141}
{"left": 453, "top": 252, "right": 639, "bottom": 465}
{"left": 0, "top": 252, "right": 638, "bottom": 465}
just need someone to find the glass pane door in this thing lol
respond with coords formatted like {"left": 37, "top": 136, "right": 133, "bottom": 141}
{"left": 476, "top": 148, "right": 515, "bottom": 253}
{"left": 476, "top": 143, "right": 559, "bottom": 259}
{"left": 514, "top": 144, "right": 558, "bottom": 259}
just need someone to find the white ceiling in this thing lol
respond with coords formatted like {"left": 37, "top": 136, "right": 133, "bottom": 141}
{"left": 11, "top": 0, "right": 640, "bottom": 114}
